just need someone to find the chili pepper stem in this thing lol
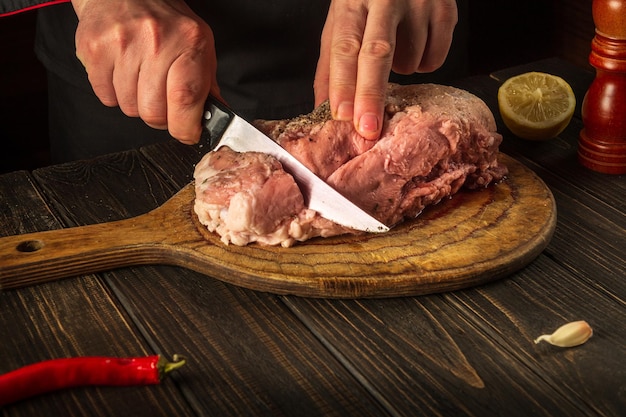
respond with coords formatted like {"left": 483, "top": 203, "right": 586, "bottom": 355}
{"left": 158, "top": 354, "right": 186, "bottom": 380}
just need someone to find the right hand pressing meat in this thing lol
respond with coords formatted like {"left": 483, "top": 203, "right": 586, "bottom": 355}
{"left": 72, "top": 0, "right": 221, "bottom": 144}
{"left": 314, "top": 0, "right": 458, "bottom": 140}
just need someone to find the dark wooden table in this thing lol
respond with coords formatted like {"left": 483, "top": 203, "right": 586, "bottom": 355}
{"left": 1, "top": 58, "right": 624, "bottom": 417}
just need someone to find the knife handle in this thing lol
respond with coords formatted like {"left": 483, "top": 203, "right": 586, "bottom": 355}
{"left": 201, "top": 96, "right": 234, "bottom": 150}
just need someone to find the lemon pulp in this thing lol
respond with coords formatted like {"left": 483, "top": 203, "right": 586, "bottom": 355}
{"left": 498, "top": 72, "right": 576, "bottom": 141}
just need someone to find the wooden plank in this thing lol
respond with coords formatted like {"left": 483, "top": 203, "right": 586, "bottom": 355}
{"left": 278, "top": 282, "right": 588, "bottom": 414}
{"left": 140, "top": 140, "right": 205, "bottom": 188}
{"left": 104, "top": 266, "right": 390, "bottom": 416}
{"left": 0, "top": 172, "right": 55, "bottom": 233}
{"left": 31, "top": 150, "right": 177, "bottom": 225}
{"left": 447, "top": 255, "right": 625, "bottom": 417}
{"left": 281, "top": 254, "right": 624, "bottom": 417}
{"left": 144, "top": 132, "right": 623, "bottom": 416}
{"left": 5, "top": 58, "right": 615, "bottom": 417}
{"left": 2, "top": 60, "right": 620, "bottom": 417}
{"left": 548, "top": 185, "right": 625, "bottom": 295}
{"left": 273, "top": 61, "right": 624, "bottom": 416}
{"left": 0, "top": 171, "right": 195, "bottom": 416}
{"left": 26, "top": 151, "right": 391, "bottom": 416}
{"left": 0, "top": 275, "right": 195, "bottom": 416}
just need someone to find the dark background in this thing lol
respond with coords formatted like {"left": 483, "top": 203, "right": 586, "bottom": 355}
{"left": 0, "top": 1, "right": 594, "bottom": 174}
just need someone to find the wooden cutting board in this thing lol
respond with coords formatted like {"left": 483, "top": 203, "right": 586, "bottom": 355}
{"left": 0, "top": 154, "right": 556, "bottom": 298}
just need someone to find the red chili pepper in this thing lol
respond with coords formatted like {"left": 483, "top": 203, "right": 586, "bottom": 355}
{"left": 0, "top": 354, "right": 185, "bottom": 407}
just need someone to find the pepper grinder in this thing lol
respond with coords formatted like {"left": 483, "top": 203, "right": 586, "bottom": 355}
{"left": 578, "top": 0, "right": 626, "bottom": 174}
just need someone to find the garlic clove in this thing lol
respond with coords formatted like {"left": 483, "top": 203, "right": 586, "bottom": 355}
{"left": 534, "top": 320, "right": 593, "bottom": 347}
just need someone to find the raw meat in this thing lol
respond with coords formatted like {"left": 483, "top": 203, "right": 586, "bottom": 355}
{"left": 193, "top": 147, "right": 351, "bottom": 247}
{"left": 194, "top": 83, "right": 508, "bottom": 246}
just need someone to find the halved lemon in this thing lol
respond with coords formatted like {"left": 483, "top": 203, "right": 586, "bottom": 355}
{"left": 497, "top": 72, "right": 576, "bottom": 141}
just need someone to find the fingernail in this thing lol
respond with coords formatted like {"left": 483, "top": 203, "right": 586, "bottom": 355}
{"left": 335, "top": 101, "right": 354, "bottom": 121}
{"left": 358, "top": 112, "right": 379, "bottom": 134}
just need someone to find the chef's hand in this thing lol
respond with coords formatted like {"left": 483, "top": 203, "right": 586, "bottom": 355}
{"left": 72, "top": 0, "right": 219, "bottom": 144}
{"left": 314, "top": 0, "right": 458, "bottom": 140}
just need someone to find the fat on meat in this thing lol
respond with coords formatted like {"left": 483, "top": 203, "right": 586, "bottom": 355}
{"left": 194, "top": 83, "right": 508, "bottom": 246}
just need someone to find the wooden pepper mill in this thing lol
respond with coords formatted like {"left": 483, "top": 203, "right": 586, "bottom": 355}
{"left": 578, "top": 0, "right": 626, "bottom": 174}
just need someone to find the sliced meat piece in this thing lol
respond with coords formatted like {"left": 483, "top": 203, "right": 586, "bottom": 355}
{"left": 193, "top": 147, "right": 351, "bottom": 247}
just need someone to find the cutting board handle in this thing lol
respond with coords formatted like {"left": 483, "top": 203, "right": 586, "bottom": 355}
{"left": 0, "top": 185, "right": 200, "bottom": 290}
{"left": 0, "top": 213, "right": 161, "bottom": 289}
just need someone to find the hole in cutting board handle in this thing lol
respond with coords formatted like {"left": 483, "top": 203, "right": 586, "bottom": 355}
{"left": 16, "top": 240, "right": 45, "bottom": 252}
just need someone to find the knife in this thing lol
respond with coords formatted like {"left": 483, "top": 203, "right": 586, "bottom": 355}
{"left": 200, "top": 96, "right": 389, "bottom": 233}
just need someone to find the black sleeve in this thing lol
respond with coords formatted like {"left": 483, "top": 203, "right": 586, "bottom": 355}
{"left": 0, "top": 0, "right": 68, "bottom": 17}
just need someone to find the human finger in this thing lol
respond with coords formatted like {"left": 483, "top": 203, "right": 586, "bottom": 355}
{"left": 313, "top": 13, "right": 333, "bottom": 107}
{"left": 415, "top": 0, "right": 457, "bottom": 73}
{"left": 391, "top": 5, "right": 429, "bottom": 74}
{"left": 326, "top": 1, "right": 367, "bottom": 122}
{"left": 137, "top": 56, "right": 169, "bottom": 129}
{"left": 352, "top": 1, "right": 402, "bottom": 139}
{"left": 111, "top": 56, "right": 141, "bottom": 118}
{"left": 166, "top": 45, "right": 216, "bottom": 144}
{"left": 75, "top": 27, "right": 119, "bottom": 108}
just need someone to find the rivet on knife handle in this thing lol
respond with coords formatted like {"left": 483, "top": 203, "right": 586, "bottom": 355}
{"left": 201, "top": 96, "right": 234, "bottom": 150}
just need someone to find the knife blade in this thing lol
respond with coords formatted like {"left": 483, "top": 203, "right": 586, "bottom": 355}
{"left": 200, "top": 96, "right": 389, "bottom": 233}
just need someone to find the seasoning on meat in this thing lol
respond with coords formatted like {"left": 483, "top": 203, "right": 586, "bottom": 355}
{"left": 194, "top": 83, "right": 508, "bottom": 246}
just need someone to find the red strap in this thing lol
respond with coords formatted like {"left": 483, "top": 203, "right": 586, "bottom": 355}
{"left": 0, "top": 0, "right": 71, "bottom": 18}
